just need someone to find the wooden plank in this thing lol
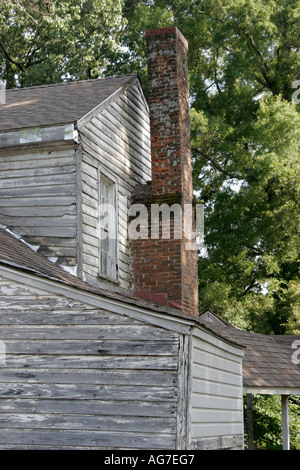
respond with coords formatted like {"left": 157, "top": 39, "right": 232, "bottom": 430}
{"left": 191, "top": 434, "right": 244, "bottom": 450}
{"left": 82, "top": 232, "right": 99, "bottom": 251}
{"left": 0, "top": 310, "right": 141, "bottom": 324}
{"left": 190, "top": 392, "right": 243, "bottom": 410}
{"left": 0, "top": 183, "right": 76, "bottom": 198}
{"left": 0, "top": 196, "right": 76, "bottom": 208}
{"left": 191, "top": 422, "right": 243, "bottom": 439}
{"left": 81, "top": 126, "right": 145, "bottom": 181}
{"left": 82, "top": 213, "right": 98, "bottom": 229}
{"left": 0, "top": 382, "right": 177, "bottom": 401}
{"left": 3, "top": 225, "right": 76, "bottom": 238}
{"left": 0, "top": 368, "right": 177, "bottom": 386}
{"left": 190, "top": 333, "right": 244, "bottom": 446}
{"left": 0, "top": 297, "right": 90, "bottom": 310}
{"left": 90, "top": 117, "right": 149, "bottom": 178}
{"left": 0, "top": 398, "right": 177, "bottom": 417}
{"left": 0, "top": 172, "right": 76, "bottom": 189}
{"left": 82, "top": 192, "right": 98, "bottom": 210}
{"left": 3, "top": 338, "right": 179, "bottom": 356}
{"left": 81, "top": 138, "right": 136, "bottom": 192}
{"left": 82, "top": 204, "right": 98, "bottom": 218}
{"left": 82, "top": 160, "right": 98, "bottom": 180}
{"left": 246, "top": 393, "right": 254, "bottom": 450}
{"left": 0, "top": 413, "right": 176, "bottom": 434}
{"left": 82, "top": 170, "right": 97, "bottom": 192}
{"left": 0, "top": 155, "right": 76, "bottom": 172}
{"left": 191, "top": 409, "right": 242, "bottom": 424}
{"left": 0, "top": 205, "right": 76, "bottom": 218}
{"left": 2, "top": 354, "right": 178, "bottom": 370}
{"left": 0, "top": 324, "right": 177, "bottom": 341}
{"left": 99, "top": 107, "right": 151, "bottom": 163}
{"left": 0, "top": 148, "right": 76, "bottom": 163}
{"left": 192, "top": 363, "right": 241, "bottom": 387}
{"left": 192, "top": 347, "right": 242, "bottom": 375}
{"left": 0, "top": 428, "right": 176, "bottom": 449}
{"left": 0, "top": 214, "right": 76, "bottom": 227}
{"left": 192, "top": 337, "right": 243, "bottom": 365}
{"left": 17, "top": 236, "right": 76, "bottom": 248}
{"left": 281, "top": 395, "right": 290, "bottom": 450}
{"left": 118, "top": 93, "right": 150, "bottom": 131}
{"left": 0, "top": 165, "right": 76, "bottom": 181}
{"left": 128, "top": 84, "right": 149, "bottom": 113}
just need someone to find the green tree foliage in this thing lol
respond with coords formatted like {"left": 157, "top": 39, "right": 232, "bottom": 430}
{"left": 120, "top": 0, "right": 300, "bottom": 334}
{"left": 0, "top": 0, "right": 126, "bottom": 87}
{"left": 167, "top": 0, "right": 300, "bottom": 333}
{"left": 244, "top": 394, "right": 300, "bottom": 449}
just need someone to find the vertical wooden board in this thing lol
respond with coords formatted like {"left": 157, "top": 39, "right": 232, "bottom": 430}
{"left": 189, "top": 333, "right": 244, "bottom": 450}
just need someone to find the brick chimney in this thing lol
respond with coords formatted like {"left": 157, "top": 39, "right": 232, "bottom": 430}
{"left": 130, "top": 26, "right": 199, "bottom": 317}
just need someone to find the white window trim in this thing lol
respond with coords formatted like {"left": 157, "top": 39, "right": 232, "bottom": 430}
{"left": 98, "top": 167, "right": 119, "bottom": 283}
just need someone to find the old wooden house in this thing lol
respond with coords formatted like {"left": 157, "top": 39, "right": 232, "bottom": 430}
{"left": 0, "top": 26, "right": 298, "bottom": 450}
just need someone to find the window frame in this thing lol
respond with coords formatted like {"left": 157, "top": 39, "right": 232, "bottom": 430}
{"left": 98, "top": 168, "right": 119, "bottom": 282}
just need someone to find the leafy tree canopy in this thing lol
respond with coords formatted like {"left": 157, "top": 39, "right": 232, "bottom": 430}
{"left": 0, "top": 0, "right": 126, "bottom": 87}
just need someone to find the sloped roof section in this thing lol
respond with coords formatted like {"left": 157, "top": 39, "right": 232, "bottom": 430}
{"left": 200, "top": 316, "right": 300, "bottom": 392}
{"left": 0, "top": 74, "right": 137, "bottom": 132}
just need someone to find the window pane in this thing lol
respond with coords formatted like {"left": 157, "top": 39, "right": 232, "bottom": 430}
{"left": 99, "top": 175, "right": 117, "bottom": 279}
{"left": 101, "top": 234, "right": 109, "bottom": 253}
{"left": 101, "top": 251, "right": 107, "bottom": 275}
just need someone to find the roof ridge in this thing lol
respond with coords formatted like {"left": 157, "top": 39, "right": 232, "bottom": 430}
{"left": 5, "top": 74, "right": 138, "bottom": 93}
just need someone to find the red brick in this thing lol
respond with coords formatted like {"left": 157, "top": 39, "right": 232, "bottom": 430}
{"left": 130, "top": 27, "right": 198, "bottom": 317}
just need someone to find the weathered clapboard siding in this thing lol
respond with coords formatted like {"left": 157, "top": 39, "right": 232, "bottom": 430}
{"left": 0, "top": 275, "right": 179, "bottom": 450}
{"left": 79, "top": 80, "right": 151, "bottom": 290}
{"left": 0, "top": 145, "right": 78, "bottom": 267}
{"left": 189, "top": 329, "right": 244, "bottom": 450}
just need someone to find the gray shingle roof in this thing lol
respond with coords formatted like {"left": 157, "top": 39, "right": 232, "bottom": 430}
{"left": 0, "top": 74, "right": 137, "bottom": 132}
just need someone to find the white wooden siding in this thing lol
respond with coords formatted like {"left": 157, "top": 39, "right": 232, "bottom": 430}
{"left": 0, "top": 275, "right": 179, "bottom": 449}
{"left": 0, "top": 145, "right": 78, "bottom": 267}
{"left": 190, "top": 329, "right": 244, "bottom": 450}
{"left": 79, "top": 81, "right": 151, "bottom": 290}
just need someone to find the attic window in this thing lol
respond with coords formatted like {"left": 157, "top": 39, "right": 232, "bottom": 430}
{"left": 99, "top": 173, "right": 118, "bottom": 281}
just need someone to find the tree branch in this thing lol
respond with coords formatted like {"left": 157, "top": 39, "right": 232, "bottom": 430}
{"left": 194, "top": 148, "right": 242, "bottom": 180}
{"left": 0, "top": 41, "right": 24, "bottom": 71}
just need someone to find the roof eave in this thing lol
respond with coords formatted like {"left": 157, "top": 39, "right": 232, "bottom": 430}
{"left": 244, "top": 385, "right": 300, "bottom": 395}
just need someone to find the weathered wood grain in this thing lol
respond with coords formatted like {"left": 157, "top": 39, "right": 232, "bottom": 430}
{"left": 0, "top": 368, "right": 177, "bottom": 386}
{"left": 0, "top": 413, "right": 176, "bottom": 433}
{"left": 0, "top": 276, "right": 179, "bottom": 449}
{"left": 0, "top": 428, "right": 176, "bottom": 449}
{"left": 0, "top": 383, "right": 177, "bottom": 401}
{"left": 2, "top": 339, "right": 179, "bottom": 355}
{"left": 0, "top": 147, "right": 78, "bottom": 266}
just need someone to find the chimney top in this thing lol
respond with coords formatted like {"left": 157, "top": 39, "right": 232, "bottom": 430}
{"left": 145, "top": 26, "right": 188, "bottom": 50}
